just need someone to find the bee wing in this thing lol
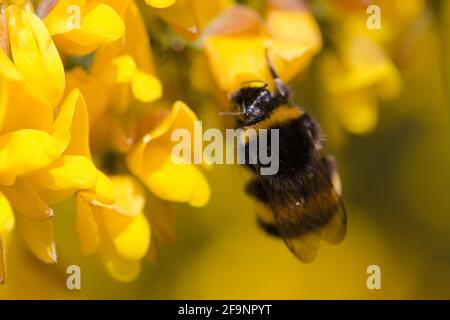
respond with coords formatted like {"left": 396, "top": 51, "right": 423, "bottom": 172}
{"left": 261, "top": 156, "right": 347, "bottom": 262}
{"left": 282, "top": 227, "right": 322, "bottom": 263}
{"left": 315, "top": 155, "right": 347, "bottom": 245}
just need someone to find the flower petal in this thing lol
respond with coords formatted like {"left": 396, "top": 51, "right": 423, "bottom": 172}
{"left": 99, "top": 0, "right": 131, "bottom": 16}
{"left": 154, "top": 0, "right": 232, "bottom": 39}
{"left": 111, "top": 213, "right": 150, "bottom": 261}
{"left": 0, "top": 49, "right": 54, "bottom": 134}
{"left": 321, "top": 37, "right": 401, "bottom": 95}
{"left": 97, "top": 204, "right": 150, "bottom": 260}
{"left": 52, "top": 2, "right": 125, "bottom": 55}
{"left": 43, "top": 0, "right": 86, "bottom": 35}
{"left": 131, "top": 70, "right": 162, "bottom": 103}
{"left": 7, "top": 5, "right": 65, "bottom": 106}
{"left": 52, "top": 89, "right": 91, "bottom": 158}
{"left": 27, "top": 155, "right": 98, "bottom": 192}
{"left": 0, "top": 77, "right": 53, "bottom": 134}
{"left": 130, "top": 145, "right": 210, "bottom": 207}
{"left": 0, "top": 47, "right": 23, "bottom": 81}
{"left": 204, "top": 36, "right": 268, "bottom": 91}
{"left": 0, "top": 129, "right": 61, "bottom": 185}
{"left": 127, "top": 101, "right": 210, "bottom": 206}
{"left": 1, "top": 179, "right": 53, "bottom": 220}
{"left": 65, "top": 67, "right": 108, "bottom": 125}
{"left": 0, "top": 192, "right": 14, "bottom": 235}
{"left": 99, "top": 242, "right": 142, "bottom": 282}
{"left": 110, "top": 175, "right": 145, "bottom": 217}
{"left": 91, "top": 170, "right": 115, "bottom": 204}
{"left": 266, "top": 10, "right": 322, "bottom": 54}
{"left": 16, "top": 214, "right": 57, "bottom": 264}
{"left": 99, "top": 55, "right": 137, "bottom": 84}
{"left": 0, "top": 236, "right": 5, "bottom": 284}
{"left": 76, "top": 192, "right": 100, "bottom": 255}
{"left": 121, "top": 1, "right": 155, "bottom": 74}
{"left": 333, "top": 90, "right": 378, "bottom": 134}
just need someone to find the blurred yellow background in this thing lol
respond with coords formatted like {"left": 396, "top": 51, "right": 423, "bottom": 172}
{"left": 0, "top": 0, "right": 449, "bottom": 299}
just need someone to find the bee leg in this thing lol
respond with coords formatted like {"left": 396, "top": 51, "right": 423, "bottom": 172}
{"left": 246, "top": 178, "right": 268, "bottom": 204}
{"left": 257, "top": 218, "right": 282, "bottom": 238}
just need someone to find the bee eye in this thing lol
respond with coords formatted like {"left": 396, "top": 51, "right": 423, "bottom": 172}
{"left": 256, "top": 94, "right": 269, "bottom": 105}
{"left": 230, "top": 87, "right": 273, "bottom": 119}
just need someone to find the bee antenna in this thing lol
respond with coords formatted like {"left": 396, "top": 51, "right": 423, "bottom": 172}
{"left": 220, "top": 103, "right": 246, "bottom": 117}
{"left": 219, "top": 111, "right": 243, "bottom": 117}
{"left": 265, "top": 49, "right": 290, "bottom": 103}
{"left": 266, "top": 51, "right": 280, "bottom": 80}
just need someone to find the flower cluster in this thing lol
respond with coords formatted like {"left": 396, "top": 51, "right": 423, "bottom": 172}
{"left": 315, "top": 0, "right": 425, "bottom": 136}
{"left": 0, "top": 0, "right": 209, "bottom": 283}
{"left": 153, "top": 0, "right": 423, "bottom": 136}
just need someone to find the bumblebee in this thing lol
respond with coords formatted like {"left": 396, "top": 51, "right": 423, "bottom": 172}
{"left": 229, "top": 58, "right": 347, "bottom": 263}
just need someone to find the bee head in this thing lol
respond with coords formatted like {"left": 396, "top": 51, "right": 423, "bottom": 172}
{"left": 230, "top": 84, "right": 276, "bottom": 125}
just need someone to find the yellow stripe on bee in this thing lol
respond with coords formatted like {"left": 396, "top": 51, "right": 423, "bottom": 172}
{"left": 244, "top": 105, "right": 303, "bottom": 132}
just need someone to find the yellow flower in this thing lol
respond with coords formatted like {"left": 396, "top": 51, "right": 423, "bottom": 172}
{"left": 60, "top": 2, "right": 209, "bottom": 283}
{"left": 90, "top": 0, "right": 162, "bottom": 111}
{"left": 127, "top": 101, "right": 210, "bottom": 207}
{"left": 43, "top": 0, "right": 125, "bottom": 55}
{"left": 332, "top": 0, "right": 426, "bottom": 46}
{"left": 0, "top": 52, "right": 111, "bottom": 280}
{"left": 315, "top": 0, "right": 425, "bottom": 136}
{"left": 203, "top": 3, "right": 322, "bottom": 92}
{"left": 76, "top": 175, "right": 151, "bottom": 282}
{"left": 319, "top": 32, "right": 401, "bottom": 135}
{"left": 152, "top": 0, "right": 231, "bottom": 40}
{"left": 205, "top": 36, "right": 268, "bottom": 93}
